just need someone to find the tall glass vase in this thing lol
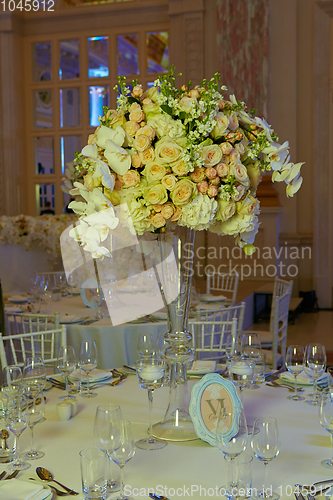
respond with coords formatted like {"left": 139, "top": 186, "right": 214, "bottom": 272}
{"left": 152, "top": 225, "right": 198, "bottom": 442}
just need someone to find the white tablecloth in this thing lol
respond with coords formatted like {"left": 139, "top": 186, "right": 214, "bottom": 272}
{"left": 2, "top": 377, "right": 332, "bottom": 500}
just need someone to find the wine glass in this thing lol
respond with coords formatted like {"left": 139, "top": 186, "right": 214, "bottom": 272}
{"left": 94, "top": 404, "right": 123, "bottom": 493}
{"left": 109, "top": 420, "right": 136, "bottom": 500}
{"left": 24, "top": 392, "right": 45, "bottom": 460}
{"left": 216, "top": 406, "right": 248, "bottom": 499}
{"left": 22, "top": 356, "right": 46, "bottom": 401}
{"left": 251, "top": 417, "right": 280, "bottom": 500}
{"left": 137, "top": 334, "right": 154, "bottom": 359}
{"left": 304, "top": 344, "right": 326, "bottom": 405}
{"left": 135, "top": 357, "right": 167, "bottom": 450}
{"left": 319, "top": 393, "right": 333, "bottom": 468}
{"left": 2, "top": 365, "right": 23, "bottom": 402}
{"left": 285, "top": 345, "right": 305, "bottom": 401}
{"left": 241, "top": 333, "right": 262, "bottom": 389}
{"left": 57, "top": 345, "right": 76, "bottom": 400}
{"left": 78, "top": 340, "right": 97, "bottom": 398}
{"left": 5, "top": 400, "right": 30, "bottom": 471}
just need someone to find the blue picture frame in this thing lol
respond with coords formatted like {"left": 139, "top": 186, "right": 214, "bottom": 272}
{"left": 189, "top": 373, "right": 242, "bottom": 447}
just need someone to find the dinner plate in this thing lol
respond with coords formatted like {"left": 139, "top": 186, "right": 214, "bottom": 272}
{"left": 199, "top": 294, "right": 227, "bottom": 303}
{"left": 7, "top": 295, "right": 28, "bottom": 303}
{"left": 69, "top": 368, "right": 112, "bottom": 383}
{"left": 5, "top": 306, "right": 23, "bottom": 313}
{"left": 59, "top": 315, "right": 86, "bottom": 324}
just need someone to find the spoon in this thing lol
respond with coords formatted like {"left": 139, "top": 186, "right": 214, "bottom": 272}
{"left": 29, "top": 477, "right": 69, "bottom": 496}
{"left": 36, "top": 467, "right": 79, "bottom": 495}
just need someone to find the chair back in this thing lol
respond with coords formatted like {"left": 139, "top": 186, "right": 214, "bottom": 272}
{"left": 0, "top": 325, "right": 67, "bottom": 370}
{"left": 5, "top": 312, "right": 60, "bottom": 337}
{"left": 195, "top": 302, "right": 245, "bottom": 337}
{"left": 206, "top": 272, "right": 239, "bottom": 306}
{"left": 269, "top": 279, "right": 293, "bottom": 369}
{"left": 190, "top": 317, "right": 238, "bottom": 361}
{"left": 0, "top": 280, "right": 6, "bottom": 336}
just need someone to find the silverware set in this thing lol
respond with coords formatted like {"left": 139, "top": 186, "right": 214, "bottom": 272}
{"left": 0, "top": 470, "right": 19, "bottom": 480}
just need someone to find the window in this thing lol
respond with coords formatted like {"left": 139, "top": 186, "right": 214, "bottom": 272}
{"left": 26, "top": 28, "right": 169, "bottom": 215}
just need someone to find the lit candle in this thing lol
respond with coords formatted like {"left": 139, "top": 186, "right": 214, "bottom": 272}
{"left": 230, "top": 361, "right": 254, "bottom": 376}
{"left": 141, "top": 366, "right": 164, "bottom": 381}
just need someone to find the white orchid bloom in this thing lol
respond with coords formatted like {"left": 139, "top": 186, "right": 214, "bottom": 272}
{"left": 283, "top": 162, "right": 304, "bottom": 183}
{"left": 254, "top": 117, "right": 274, "bottom": 140}
{"left": 104, "top": 140, "right": 131, "bottom": 176}
{"left": 68, "top": 187, "right": 111, "bottom": 217}
{"left": 96, "top": 125, "right": 126, "bottom": 149}
{"left": 69, "top": 221, "right": 111, "bottom": 259}
{"left": 263, "top": 141, "right": 290, "bottom": 171}
{"left": 81, "top": 144, "right": 115, "bottom": 192}
{"left": 286, "top": 176, "right": 303, "bottom": 197}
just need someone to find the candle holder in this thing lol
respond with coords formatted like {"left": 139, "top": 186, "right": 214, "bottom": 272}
{"left": 135, "top": 358, "right": 167, "bottom": 451}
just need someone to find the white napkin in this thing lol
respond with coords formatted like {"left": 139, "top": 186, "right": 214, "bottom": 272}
{"left": 0, "top": 479, "right": 49, "bottom": 500}
{"left": 199, "top": 294, "right": 227, "bottom": 302}
{"left": 280, "top": 371, "right": 328, "bottom": 386}
{"left": 188, "top": 360, "right": 216, "bottom": 375}
{"left": 7, "top": 295, "right": 28, "bottom": 303}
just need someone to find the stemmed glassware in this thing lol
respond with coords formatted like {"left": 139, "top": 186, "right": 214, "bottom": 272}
{"left": 24, "top": 393, "right": 45, "bottom": 460}
{"left": 109, "top": 420, "right": 135, "bottom": 500}
{"left": 241, "top": 333, "right": 262, "bottom": 389}
{"left": 319, "top": 393, "right": 333, "bottom": 468}
{"left": 137, "top": 334, "right": 155, "bottom": 359}
{"left": 2, "top": 365, "right": 23, "bottom": 403}
{"left": 135, "top": 357, "right": 167, "bottom": 450}
{"left": 251, "top": 417, "right": 280, "bottom": 500}
{"left": 285, "top": 345, "right": 305, "bottom": 401}
{"left": 57, "top": 345, "right": 76, "bottom": 400}
{"left": 216, "top": 406, "right": 248, "bottom": 499}
{"left": 5, "top": 400, "right": 30, "bottom": 471}
{"left": 23, "top": 356, "right": 46, "bottom": 401}
{"left": 304, "top": 344, "right": 326, "bottom": 405}
{"left": 94, "top": 404, "right": 123, "bottom": 493}
{"left": 78, "top": 340, "right": 98, "bottom": 398}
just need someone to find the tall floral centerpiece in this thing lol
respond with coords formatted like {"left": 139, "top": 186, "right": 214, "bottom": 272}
{"left": 67, "top": 68, "right": 303, "bottom": 441}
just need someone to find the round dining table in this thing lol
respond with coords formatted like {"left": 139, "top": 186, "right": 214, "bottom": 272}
{"left": 1, "top": 373, "right": 332, "bottom": 500}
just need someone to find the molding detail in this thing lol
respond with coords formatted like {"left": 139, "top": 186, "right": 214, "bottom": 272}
{"left": 184, "top": 15, "right": 204, "bottom": 84}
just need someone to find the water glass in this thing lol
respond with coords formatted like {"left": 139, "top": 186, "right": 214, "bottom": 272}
{"left": 223, "top": 453, "right": 253, "bottom": 499}
{"left": 285, "top": 345, "right": 305, "bottom": 401}
{"left": 80, "top": 447, "right": 107, "bottom": 500}
{"left": 252, "top": 353, "right": 266, "bottom": 388}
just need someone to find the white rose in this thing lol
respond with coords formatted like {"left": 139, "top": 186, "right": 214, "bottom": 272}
{"left": 201, "top": 145, "right": 223, "bottom": 167}
{"left": 229, "top": 163, "right": 250, "bottom": 187}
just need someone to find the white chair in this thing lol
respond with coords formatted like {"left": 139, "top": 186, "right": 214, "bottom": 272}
{"left": 0, "top": 279, "right": 6, "bottom": 335}
{"left": 190, "top": 317, "right": 238, "bottom": 362}
{"left": 206, "top": 272, "right": 239, "bottom": 306}
{"left": 5, "top": 312, "right": 60, "bottom": 337}
{"left": 244, "top": 277, "right": 293, "bottom": 369}
{"left": 195, "top": 302, "right": 246, "bottom": 338}
{"left": 0, "top": 325, "right": 67, "bottom": 370}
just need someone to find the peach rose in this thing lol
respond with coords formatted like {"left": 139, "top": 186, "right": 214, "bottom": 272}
{"left": 160, "top": 202, "right": 175, "bottom": 219}
{"left": 188, "top": 89, "right": 200, "bottom": 99}
{"left": 155, "top": 137, "right": 183, "bottom": 164}
{"left": 220, "top": 142, "right": 233, "bottom": 155}
{"left": 190, "top": 167, "right": 206, "bottom": 183}
{"left": 133, "top": 135, "right": 150, "bottom": 152}
{"left": 230, "top": 163, "right": 249, "bottom": 187}
{"left": 136, "top": 125, "right": 155, "bottom": 142}
{"left": 205, "top": 167, "right": 217, "bottom": 180}
{"left": 161, "top": 174, "right": 177, "bottom": 191}
{"left": 207, "top": 185, "right": 218, "bottom": 198}
{"left": 210, "top": 177, "right": 220, "bottom": 186}
{"left": 236, "top": 195, "right": 258, "bottom": 216}
{"left": 197, "top": 181, "right": 209, "bottom": 194}
{"left": 129, "top": 103, "right": 145, "bottom": 123}
{"left": 114, "top": 178, "right": 124, "bottom": 191}
{"left": 170, "top": 206, "right": 182, "bottom": 221}
{"left": 217, "top": 199, "right": 236, "bottom": 222}
{"left": 132, "top": 85, "right": 143, "bottom": 98}
{"left": 123, "top": 120, "right": 140, "bottom": 137}
{"left": 122, "top": 169, "right": 141, "bottom": 188}
{"left": 150, "top": 213, "right": 166, "bottom": 228}
{"left": 171, "top": 179, "right": 197, "bottom": 206}
{"left": 216, "top": 162, "right": 229, "bottom": 178}
{"left": 201, "top": 145, "right": 223, "bottom": 167}
{"left": 144, "top": 184, "right": 168, "bottom": 205}
{"left": 106, "top": 110, "right": 127, "bottom": 128}
{"left": 171, "top": 159, "right": 190, "bottom": 176}
{"left": 144, "top": 161, "right": 166, "bottom": 183}
{"left": 152, "top": 204, "right": 162, "bottom": 212}
{"left": 131, "top": 154, "right": 143, "bottom": 169}
{"left": 142, "top": 97, "right": 153, "bottom": 106}
{"left": 139, "top": 147, "right": 155, "bottom": 164}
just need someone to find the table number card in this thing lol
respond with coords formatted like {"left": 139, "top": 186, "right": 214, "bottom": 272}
{"left": 189, "top": 373, "right": 242, "bottom": 447}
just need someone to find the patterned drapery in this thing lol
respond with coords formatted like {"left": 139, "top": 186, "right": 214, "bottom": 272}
{"left": 216, "top": 0, "right": 269, "bottom": 118}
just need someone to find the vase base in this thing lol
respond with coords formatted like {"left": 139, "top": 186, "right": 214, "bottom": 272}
{"left": 152, "top": 417, "right": 199, "bottom": 442}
